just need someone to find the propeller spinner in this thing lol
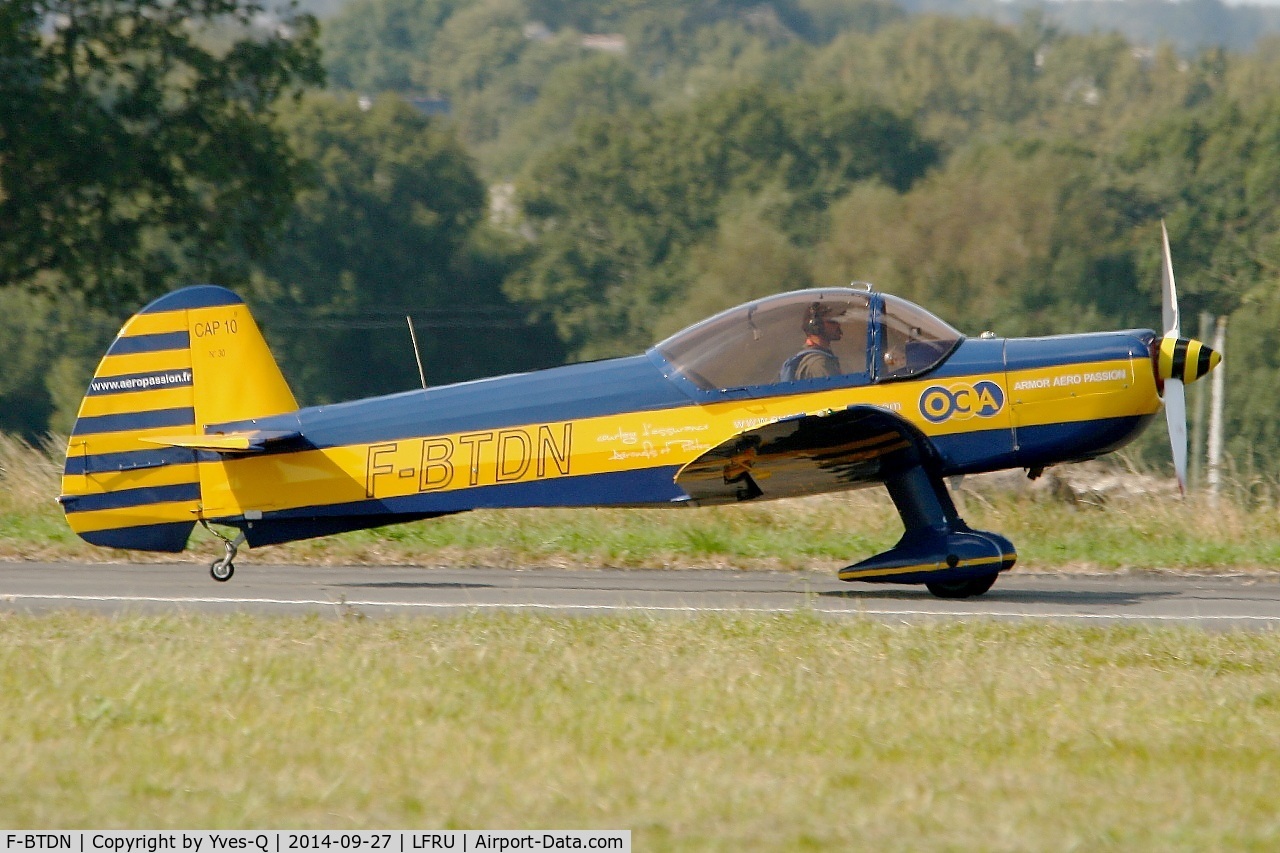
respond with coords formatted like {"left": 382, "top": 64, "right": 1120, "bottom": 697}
{"left": 1157, "top": 221, "right": 1222, "bottom": 493}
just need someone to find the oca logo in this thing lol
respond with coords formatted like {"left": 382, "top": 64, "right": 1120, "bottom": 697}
{"left": 919, "top": 380, "right": 1005, "bottom": 424}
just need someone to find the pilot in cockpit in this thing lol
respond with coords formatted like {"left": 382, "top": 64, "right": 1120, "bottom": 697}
{"left": 780, "top": 302, "right": 843, "bottom": 381}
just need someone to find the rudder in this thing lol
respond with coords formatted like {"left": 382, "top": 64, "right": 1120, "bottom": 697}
{"left": 59, "top": 286, "right": 296, "bottom": 551}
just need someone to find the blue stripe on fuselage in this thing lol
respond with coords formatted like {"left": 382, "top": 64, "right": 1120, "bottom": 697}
{"left": 920, "top": 336, "right": 999, "bottom": 380}
{"left": 215, "top": 355, "right": 691, "bottom": 449}
{"left": 928, "top": 428, "right": 1022, "bottom": 476}
{"left": 1003, "top": 330, "right": 1156, "bottom": 372}
{"left": 1014, "top": 415, "right": 1156, "bottom": 469}
{"left": 925, "top": 330, "right": 1158, "bottom": 382}
{"left": 230, "top": 466, "right": 687, "bottom": 547}
{"left": 253, "top": 465, "right": 686, "bottom": 521}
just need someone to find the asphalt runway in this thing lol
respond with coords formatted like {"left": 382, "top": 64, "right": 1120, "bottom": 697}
{"left": 2, "top": 561, "right": 1280, "bottom": 628}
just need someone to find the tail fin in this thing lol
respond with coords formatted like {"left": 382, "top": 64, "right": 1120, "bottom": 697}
{"left": 59, "top": 285, "right": 296, "bottom": 551}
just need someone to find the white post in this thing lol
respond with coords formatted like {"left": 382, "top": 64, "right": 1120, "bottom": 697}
{"left": 1190, "top": 311, "right": 1212, "bottom": 491}
{"left": 1207, "top": 315, "right": 1227, "bottom": 505}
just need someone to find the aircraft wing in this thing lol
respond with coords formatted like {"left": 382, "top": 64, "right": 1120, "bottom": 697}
{"left": 139, "top": 429, "right": 303, "bottom": 454}
{"left": 675, "top": 405, "right": 922, "bottom": 505}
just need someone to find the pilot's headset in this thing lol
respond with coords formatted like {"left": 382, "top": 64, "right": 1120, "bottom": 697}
{"left": 804, "top": 302, "right": 833, "bottom": 337}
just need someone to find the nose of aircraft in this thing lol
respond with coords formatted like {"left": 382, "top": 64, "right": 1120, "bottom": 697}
{"left": 1156, "top": 336, "right": 1221, "bottom": 385}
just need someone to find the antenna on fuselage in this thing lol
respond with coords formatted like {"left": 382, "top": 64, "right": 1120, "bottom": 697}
{"left": 406, "top": 315, "right": 427, "bottom": 390}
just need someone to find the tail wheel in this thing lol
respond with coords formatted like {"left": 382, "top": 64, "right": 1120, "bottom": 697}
{"left": 201, "top": 522, "right": 244, "bottom": 583}
{"left": 926, "top": 574, "right": 997, "bottom": 599}
{"left": 210, "top": 558, "right": 234, "bottom": 582}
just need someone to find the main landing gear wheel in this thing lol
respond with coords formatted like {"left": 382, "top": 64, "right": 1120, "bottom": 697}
{"left": 210, "top": 557, "right": 234, "bottom": 582}
{"left": 926, "top": 573, "right": 998, "bottom": 599}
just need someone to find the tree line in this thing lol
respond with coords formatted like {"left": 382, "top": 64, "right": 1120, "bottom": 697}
{"left": 3, "top": 0, "right": 1280, "bottom": 479}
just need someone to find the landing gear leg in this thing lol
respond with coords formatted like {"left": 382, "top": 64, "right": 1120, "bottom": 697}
{"left": 201, "top": 522, "right": 245, "bottom": 582}
{"left": 838, "top": 460, "right": 1015, "bottom": 597}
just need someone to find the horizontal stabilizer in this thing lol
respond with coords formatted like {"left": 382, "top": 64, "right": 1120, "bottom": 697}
{"left": 139, "top": 429, "right": 302, "bottom": 453}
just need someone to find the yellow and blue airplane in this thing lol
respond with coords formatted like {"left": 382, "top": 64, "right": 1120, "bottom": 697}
{"left": 59, "top": 226, "right": 1219, "bottom": 597}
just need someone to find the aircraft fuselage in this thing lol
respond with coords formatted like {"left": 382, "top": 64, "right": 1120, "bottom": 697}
{"left": 190, "top": 328, "right": 1160, "bottom": 547}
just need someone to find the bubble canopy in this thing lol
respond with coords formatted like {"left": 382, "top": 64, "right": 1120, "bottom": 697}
{"left": 649, "top": 287, "right": 963, "bottom": 394}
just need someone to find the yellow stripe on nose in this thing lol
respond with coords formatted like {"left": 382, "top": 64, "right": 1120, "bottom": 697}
{"left": 1158, "top": 336, "right": 1221, "bottom": 384}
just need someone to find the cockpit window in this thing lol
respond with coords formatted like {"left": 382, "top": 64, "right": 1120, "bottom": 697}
{"left": 650, "top": 287, "right": 961, "bottom": 393}
{"left": 651, "top": 289, "right": 871, "bottom": 390}
{"left": 876, "top": 293, "right": 963, "bottom": 381}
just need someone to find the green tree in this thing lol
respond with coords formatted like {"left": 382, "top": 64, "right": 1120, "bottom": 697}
{"left": 0, "top": 285, "right": 116, "bottom": 438}
{"left": 1222, "top": 292, "right": 1280, "bottom": 477}
{"left": 1118, "top": 93, "right": 1280, "bottom": 321}
{"left": 806, "top": 15, "right": 1038, "bottom": 141}
{"left": 480, "top": 53, "right": 653, "bottom": 177}
{"left": 1025, "top": 30, "right": 1224, "bottom": 150}
{"left": 509, "top": 85, "right": 935, "bottom": 358}
{"left": 815, "top": 140, "right": 1153, "bottom": 337}
{"left": 789, "top": 0, "right": 904, "bottom": 42}
{"left": 1224, "top": 34, "right": 1280, "bottom": 109}
{"left": 321, "top": 0, "right": 460, "bottom": 91}
{"left": 654, "top": 192, "right": 817, "bottom": 340}
{"left": 430, "top": 5, "right": 599, "bottom": 164}
{"left": 256, "top": 93, "right": 560, "bottom": 404}
{"left": 1118, "top": 93, "right": 1280, "bottom": 472}
{"left": 0, "top": 0, "right": 324, "bottom": 306}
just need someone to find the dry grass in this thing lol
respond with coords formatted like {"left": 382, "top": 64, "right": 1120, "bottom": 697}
{"left": 7, "top": 434, "right": 1280, "bottom": 572}
{"left": 0, "top": 433, "right": 63, "bottom": 508}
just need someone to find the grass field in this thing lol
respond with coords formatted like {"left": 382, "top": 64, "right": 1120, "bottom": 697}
{"left": 3, "top": 612, "right": 1280, "bottom": 848}
{"left": 6, "top": 437, "right": 1280, "bottom": 842}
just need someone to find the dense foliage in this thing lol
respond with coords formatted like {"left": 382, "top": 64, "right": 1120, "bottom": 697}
{"left": 254, "top": 92, "right": 562, "bottom": 403}
{"left": 4, "top": 0, "right": 1280, "bottom": 479}
{"left": 0, "top": 0, "right": 324, "bottom": 306}
{"left": 315, "top": 0, "right": 1280, "bottom": 475}
{"left": 508, "top": 87, "right": 937, "bottom": 355}
{"left": 0, "top": 0, "right": 559, "bottom": 422}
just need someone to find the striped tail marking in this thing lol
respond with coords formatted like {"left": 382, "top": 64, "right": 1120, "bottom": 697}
{"left": 60, "top": 286, "right": 296, "bottom": 552}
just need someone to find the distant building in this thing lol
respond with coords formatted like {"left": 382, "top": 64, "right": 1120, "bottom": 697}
{"left": 524, "top": 21, "right": 552, "bottom": 42}
{"left": 489, "top": 183, "right": 535, "bottom": 240}
{"left": 489, "top": 182, "right": 517, "bottom": 226}
{"left": 580, "top": 34, "right": 627, "bottom": 54}
{"left": 1062, "top": 77, "right": 1101, "bottom": 107}
{"left": 522, "top": 21, "right": 626, "bottom": 54}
